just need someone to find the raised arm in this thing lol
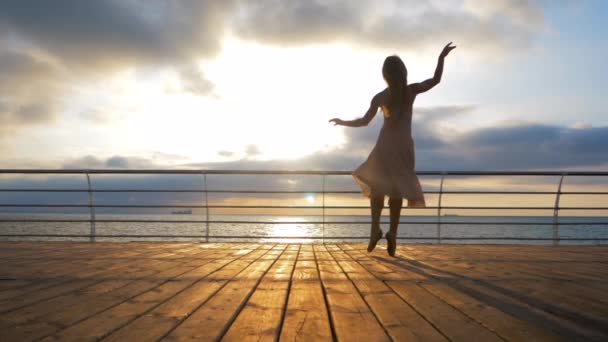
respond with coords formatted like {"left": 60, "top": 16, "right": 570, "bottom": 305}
{"left": 329, "top": 92, "right": 383, "bottom": 127}
{"left": 410, "top": 42, "right": 456, "bottom": 95}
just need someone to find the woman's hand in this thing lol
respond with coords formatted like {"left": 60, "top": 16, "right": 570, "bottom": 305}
{"left": 329, "top": 118, "right": 344, "bottom": 126}
{"left": 439, "top": 42, "right": 456, "bottom": 59}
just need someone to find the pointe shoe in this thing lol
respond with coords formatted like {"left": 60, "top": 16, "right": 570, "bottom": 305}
{"left": 385, "top": 232, "right": 397, "bottom": 257}
{"left": 367, "top": 228, "right": 383, "bottom": 252}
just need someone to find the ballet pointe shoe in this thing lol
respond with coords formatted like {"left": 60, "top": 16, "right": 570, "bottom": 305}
{"left": 385, "top": 231, "right": 397, "bottom": 257}
{"left": 367, "top": 228, "right": 383, "bottom": 252}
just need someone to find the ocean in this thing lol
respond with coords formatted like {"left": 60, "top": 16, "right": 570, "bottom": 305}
{"left": 1, "top": 213, "right": 606, "bottom": 245}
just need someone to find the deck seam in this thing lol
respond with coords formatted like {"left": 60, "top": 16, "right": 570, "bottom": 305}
{"left": 276, "top": 244, "right": 302, "bottom": 341}
{"left": 312, "top": 244, "right": 339, "bottom": 342}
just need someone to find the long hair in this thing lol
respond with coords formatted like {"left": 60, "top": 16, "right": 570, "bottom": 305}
{"left": 382, "top": 55, "right": 410, "bottom": 116}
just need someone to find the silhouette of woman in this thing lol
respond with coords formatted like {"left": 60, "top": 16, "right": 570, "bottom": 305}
{"left": 330, "top": 42, "right": 456, "bottom": 256}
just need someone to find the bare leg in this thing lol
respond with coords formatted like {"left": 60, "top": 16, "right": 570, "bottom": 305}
{"left": 387, "top": 197, "right": 403, "bottom": 256}
{"left": 367, "top": 191, "right": 384, "bottom": 252}
{"left": 388, "top": 197, "right": 403, "bottom": 235}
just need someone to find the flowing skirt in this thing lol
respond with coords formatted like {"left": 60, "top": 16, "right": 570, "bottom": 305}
{"left": 352, "top": 137, "right": 426, "bottom": 207}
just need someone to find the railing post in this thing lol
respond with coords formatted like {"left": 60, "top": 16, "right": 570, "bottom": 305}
{"left": 553, "top": 174, "right": 565, "bottom": 246}
{"left": 322, "top": 174, "right": 326, "bottom": 244}
{"left": 437, "top": 173, "right": 446, "bottom": 244}
{"left": 85, "top": 172, "right": 96, "bottom": 242}
{"left": 203, "top": 172, "right": 209, "bottom": 243}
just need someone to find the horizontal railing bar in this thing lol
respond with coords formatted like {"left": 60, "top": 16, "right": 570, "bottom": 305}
{"left": 1, "top": 219, "right": 607, "bottom": 225}
{"left": 2, "top": 169, "right": 608, "bottom": 176}
{"left": 2, "top": 188, "right": 607, "bottom": 196}
{"left": 0, "top": 234, "right": 605, "bottom": 241}
{"left": 2, "top": 204, "right": 607, "bottom": 210}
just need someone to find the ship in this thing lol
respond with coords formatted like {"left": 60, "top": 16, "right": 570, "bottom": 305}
{"left": 171, "top": 209, "right": 192, "bottom": 214}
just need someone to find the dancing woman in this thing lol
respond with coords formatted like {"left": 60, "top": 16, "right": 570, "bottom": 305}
{"left": 329, "top": 42, "right": 456, "bottom": 256}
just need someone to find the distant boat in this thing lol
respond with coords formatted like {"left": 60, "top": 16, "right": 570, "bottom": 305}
{"left": 443, "top": 214, "right": 459, "bottom": 217}
{"left": 171, "top": 209, "right": 192, "bottom": 215}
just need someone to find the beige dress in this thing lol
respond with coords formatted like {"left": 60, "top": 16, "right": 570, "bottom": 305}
{"left": 352, "top": 93, "right": 426, "bottom": 207}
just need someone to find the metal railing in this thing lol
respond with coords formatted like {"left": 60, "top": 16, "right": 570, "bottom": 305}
{"left": 0, "top": 169, "right": 607, "bottom": 244}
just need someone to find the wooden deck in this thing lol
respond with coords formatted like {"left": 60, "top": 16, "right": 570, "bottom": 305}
{"left": 0, "top": 242, "right": 607, "bottom": 341}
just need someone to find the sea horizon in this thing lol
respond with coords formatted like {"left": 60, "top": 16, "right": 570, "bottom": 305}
{"left": 2, "top": 213, "right": 606, "bottom": 245}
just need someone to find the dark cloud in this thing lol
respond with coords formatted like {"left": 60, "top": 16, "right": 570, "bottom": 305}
{"left": 0, "top": 50, "right": 62, "bottom": 135}
{"left": 445, "top": 124, "right": 608, "bottom": 170}
{"left": 0, "top": 0, "right": 234, "bottom": 68}
{"left": 62, "top": 155, "right": 159, "bottom": 169}
{"left": 0, "top": 0, "right": 545, "bottom": 67}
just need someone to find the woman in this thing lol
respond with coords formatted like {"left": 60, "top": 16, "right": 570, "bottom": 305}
{"left": 329, "top": 42, "right": 456, "bottom": 256}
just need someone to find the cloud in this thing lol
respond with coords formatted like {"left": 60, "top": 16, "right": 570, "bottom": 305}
{"left": 234, "top": 0, "right": 545, "bottom": 53}
{"left": 244, "top": 144, "right": 262, "bottom": 157}
{"left": 177, "top": 64, "right": 216, "bottom": 96}
{"left": 571, "top": 121, "right": 593, "bottom": 130}
{"left": 0, "top": 0, "right": 233, "bottom": 139}
{"left": 218, "top": 150, "right": 235, "bottom": 158}
{"left": 0, "top": 50, "right": 63, "bottom": 137}
{"left": 464, "top": 0, "right": 544, "bottom": 29}
{"left": 416, "top": 122, "right": 608, "bottom": 171}
{"left": 0, "top": 0, "right": 548, "bottom": 142}
{"left": 200, "top": 106, "right": 608, "bottom": 172}
{"left": 62, "top": 155, "right": 160, "bottom": 169}
{"left": 1, "top": 0, "right": 546, "bottom": 65}
{"left": 0, "top": 0, "right": 234, "bottom": 68}
{"left": 4, "top": 115, "right": 607, "bottom": 214}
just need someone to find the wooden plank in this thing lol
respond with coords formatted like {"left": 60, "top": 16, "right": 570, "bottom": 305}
{"left": 340, "top": 246, "right": 428, "bottom": 281}
{"left": 0, "top": 245, "right": 238, "bottom": 341}
{"left": 161, "top": 247, "right": 284, "bottom": 340}
{"left": 453, "top": 278, "right": 608, "bottom": 341}
{"left": 0, "top": 252, "right": 178, "bottom": 313}
{"left": 0, "top": 242, "right": 606, "bottom": 342}
{"left": 0, "top": 259, "right": 193, "bottom": 341}
{"left": 387, "top": 281, "right": 503, "bottom": 342}
{"left": 330, "top": 246, "right": 447, "bottom": 341}
{"left": 0, "top": 243, "right": 181, "bottom": 303}
{"left": 279, "top": 245, "right": 333, "bottom": 341}
{"left": 222, "top": 249, "right": 299, "bottom": 341}
{"left": 486, "top": 279, "right": 608, "bottom": 333}
{"left": 316, "top": 245, "right": 390, "bottom": 341}
{"left": 39, "top": 246, "right": 268, "bottom": 341}
{"left": 393, "top": 246, "right": 608, "bottom": 336}
{"left": 371, "top": 244, "right": 608, "bottom": 340}
{"left": 422, "top": 280, "right": 564, "bottom": 341}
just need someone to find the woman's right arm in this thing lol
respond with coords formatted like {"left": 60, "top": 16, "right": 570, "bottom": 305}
{"left": 410, "top": 42, "right": 456, "bottom": 94}
{"left": 329, "top": 92, "right": 382, "bottom": 127}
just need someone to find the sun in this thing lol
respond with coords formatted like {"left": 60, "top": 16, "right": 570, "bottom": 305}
{"left": 306, "top": 193, "right": 315, "bottom": 204}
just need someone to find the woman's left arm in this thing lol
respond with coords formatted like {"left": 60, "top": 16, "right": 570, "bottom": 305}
{"left": 411, "top": 42, "right": 456, "bottom": 94}
{"left": 329, "top": 94, "right": 381, "bottom": 127}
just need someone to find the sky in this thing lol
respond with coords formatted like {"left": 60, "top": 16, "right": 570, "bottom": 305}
{"left": 0, "top": 0, "right": 607, "bottom": 216}
{"left": 0, "top": 0, "right": 606, "bottom": 172}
